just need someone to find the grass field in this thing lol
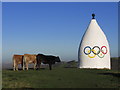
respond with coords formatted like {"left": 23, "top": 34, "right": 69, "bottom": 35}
{"left": 2, "top": 66, "right": 119, "bottom": 88}
{"left": 0, "top": 71, "right": 1, "bottom": 89}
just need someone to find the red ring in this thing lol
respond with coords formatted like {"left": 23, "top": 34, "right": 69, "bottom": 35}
{"left": 101, "top": 46, "right": 107, "bottom": 54}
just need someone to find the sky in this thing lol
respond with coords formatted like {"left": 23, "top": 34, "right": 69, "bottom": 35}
{"left": 1, "top": 0, "right": 119, "bottom": 2}
{"left": 2, "top": 2, "right": 118, "bottom": 63}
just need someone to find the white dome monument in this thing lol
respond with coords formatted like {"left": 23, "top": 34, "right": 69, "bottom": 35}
{"left": 78, "top": 14, "right": 111, "bottom": 69}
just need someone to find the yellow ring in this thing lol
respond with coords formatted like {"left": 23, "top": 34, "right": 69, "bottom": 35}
{"left": 88, "top": 49, "right": 96, "bottom": 58}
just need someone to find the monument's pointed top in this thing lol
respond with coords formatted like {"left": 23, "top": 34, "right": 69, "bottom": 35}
{"left": 92, "top": 13, "right": 95, "bottom": 19}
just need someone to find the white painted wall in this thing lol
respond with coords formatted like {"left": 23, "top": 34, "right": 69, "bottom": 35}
{"left": 78, "top": 19, "right": 111, "bottom": 69}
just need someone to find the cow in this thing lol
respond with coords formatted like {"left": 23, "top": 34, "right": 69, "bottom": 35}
{"left": 13, "top": 55, "right": 24, "bottom": 71}
{"left": 23, "top": 54, "right": 37, "bottom": 70}
{"left": 36, "top": 54, "right": 61, "bottom": 70}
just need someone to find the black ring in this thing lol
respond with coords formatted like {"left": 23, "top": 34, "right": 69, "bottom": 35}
{"left": 92, "top": 46, "right": 100, "bottom": 55}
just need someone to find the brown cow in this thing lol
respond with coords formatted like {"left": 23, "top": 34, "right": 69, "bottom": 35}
{"left": 23, "top": 54, "right": 37, "bottom": 70}
{"left": 13, "top": 55, "right": 24, "bottom": 71}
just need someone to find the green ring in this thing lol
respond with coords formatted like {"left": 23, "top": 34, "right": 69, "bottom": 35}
{"left": 97, "top": 53, "right": 105, "bottom": 58}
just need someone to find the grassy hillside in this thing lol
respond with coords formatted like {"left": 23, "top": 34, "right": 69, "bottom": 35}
{"left": 0, "top": 71, "right": 1, "bottom": 89}
{"left": 2, "top": 57, "right": 120, "bottom": 88}
{"left": 2, "top": 67, "right": 119, "bottom": 88}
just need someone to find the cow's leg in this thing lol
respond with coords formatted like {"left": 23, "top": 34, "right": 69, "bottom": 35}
{"left": 13, "top": 64, "right": 15, "bottom": 71}
{"left": 13, "top": 60, "right": 16, "bottom": 71}
{"left": 25, "top": 63, "right": 27, "bottom": 70}
{"left": 49, "top": 63, "right": 52, "bottom": 70}
{"left": 22, "top": 61, "right": 24, "bottom": 70}
{"left": 39, "top": 63, "right": 41, "bottom": 69}
{"left": 23, "top": 56, "right": 25, "bottom": 70}
{"left": 24, "top": 61, "right": 28, "bottom": 70}
{"left": 34, "top": 62, "right": 37, "bottom": 70}
{"left": 16, "top": 64, "right": 18, "bottom": 71}
{"left": 21, "top": 63, "right": 24, "bottom": 70}
{"left": 22, "top": 61, "right": 25, "bottom": 70}
{"left": 13, "top": 66, "right": 15, "bottom": 71}
{"left": 37, "top": 63, "right": 40, "bottom": 69}
{"left": 13, "top": 67, "right": 15, "bottom": 71}
{"left": 22, "top": 64, "right": 25, "bottom": 70}
{"left": 37, "top": 62, "right": 41, "bottom": 70}
{"left": 26, "top": 63, "right": 29, "bottom": 70}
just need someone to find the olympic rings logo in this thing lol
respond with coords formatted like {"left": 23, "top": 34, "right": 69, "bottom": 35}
{"left": 83, "top": 46, "right": 107, "bottom": 58}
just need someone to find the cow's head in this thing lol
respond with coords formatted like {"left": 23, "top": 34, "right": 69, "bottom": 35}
{"left": 55, "top": 56, "right": 61, "bottom": 62}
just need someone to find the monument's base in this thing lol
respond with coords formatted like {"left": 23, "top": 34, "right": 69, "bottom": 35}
{"left": 78, "top": 67, "right": 111, "bottom": 70}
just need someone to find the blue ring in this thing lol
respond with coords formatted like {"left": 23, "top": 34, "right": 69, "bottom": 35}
{"left": 84, "top": 46, "right": 91, "bottom": 55}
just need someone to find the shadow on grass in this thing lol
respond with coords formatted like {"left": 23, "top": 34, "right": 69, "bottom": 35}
{"left": 98, "top": 72, "right": 120, "bottom": 78}
{"left": 7, "top": 68, "right": 46, "bottom": 71}
{"left": 64, "top": 66, "right": 77, "bottom": 68}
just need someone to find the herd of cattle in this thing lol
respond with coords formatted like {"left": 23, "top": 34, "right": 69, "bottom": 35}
{"left": 13, "top": 54, "right": 61, "bottom": 71}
